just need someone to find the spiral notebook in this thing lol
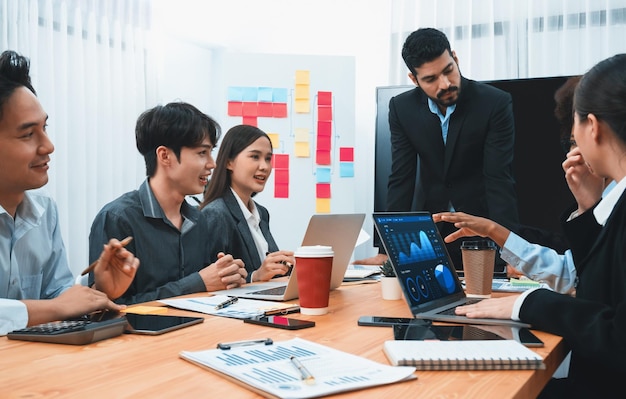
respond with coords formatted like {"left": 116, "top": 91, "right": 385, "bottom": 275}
{"left": 383, "top": 340, "right": 544, "bottom": 371}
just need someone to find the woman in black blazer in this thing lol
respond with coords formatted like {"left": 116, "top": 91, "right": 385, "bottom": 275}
{"left": 437, "top": 54, "right": 626, "bottom": 398}
{"left": 200, "top": 125, "right": 294, "bottom": 283}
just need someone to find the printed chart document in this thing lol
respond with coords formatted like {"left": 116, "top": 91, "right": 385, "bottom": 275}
{"left": 160, "top": 296, "right": 299, "bottom": 319}
{"left": 384, "top": 339, "right": 545, "bottom": 370}
{"left": 180, "top": 337, "right": 416, "bottom": 399}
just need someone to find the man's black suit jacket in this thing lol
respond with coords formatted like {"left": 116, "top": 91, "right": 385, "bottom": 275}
{"left": 386, "top": 76, "right": 519, "bottom": 230}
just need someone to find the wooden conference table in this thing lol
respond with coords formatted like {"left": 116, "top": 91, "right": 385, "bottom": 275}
{"left": 0, "top": 282, "right": 567, "bottom": 398}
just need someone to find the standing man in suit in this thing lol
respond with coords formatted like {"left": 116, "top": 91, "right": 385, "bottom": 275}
{"left": 365, "top": 28, "right": 519, "bottom": 269}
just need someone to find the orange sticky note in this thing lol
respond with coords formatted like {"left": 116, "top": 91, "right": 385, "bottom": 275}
{"left": 124, "top": 305, "right": 168, "bottom": 315}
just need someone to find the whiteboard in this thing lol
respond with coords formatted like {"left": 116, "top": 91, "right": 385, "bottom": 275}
{"left": 211, "top": 52, "right": 357, "bottom": 254}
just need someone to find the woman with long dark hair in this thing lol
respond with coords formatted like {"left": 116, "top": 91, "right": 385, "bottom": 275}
{"left": 200, "top": 125, "right": 294, "bottom": 282}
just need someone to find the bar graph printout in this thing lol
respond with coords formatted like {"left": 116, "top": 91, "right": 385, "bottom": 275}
{"left": 180, "top": 337, "right": 416, "bottom": 398}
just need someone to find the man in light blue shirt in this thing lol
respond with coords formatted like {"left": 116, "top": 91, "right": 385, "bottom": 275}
{"left": 0, "top": 50, "right": 139, "bottom": 335}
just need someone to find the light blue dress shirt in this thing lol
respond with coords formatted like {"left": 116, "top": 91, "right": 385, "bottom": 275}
{"left": 0, "top": 191, "right": 74, "bottom": 335}
{"left": 427, "top": 98, "right": 456, "bottom": 145}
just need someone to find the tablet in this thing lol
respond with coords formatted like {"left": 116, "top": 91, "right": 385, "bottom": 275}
{"left": 124, "top": 314, "right": 204, "bottom": 335}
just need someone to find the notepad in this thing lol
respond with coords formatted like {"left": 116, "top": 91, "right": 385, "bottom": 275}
{"left": 383, "top": 340, "right": 544, "bottom": 370}
{"left": 160, "top": 296, "right": 300, "bottom": 319}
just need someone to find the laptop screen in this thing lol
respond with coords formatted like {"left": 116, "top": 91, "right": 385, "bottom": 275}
{"left": 373, "top": 212, "right": 464, "bottom": 309}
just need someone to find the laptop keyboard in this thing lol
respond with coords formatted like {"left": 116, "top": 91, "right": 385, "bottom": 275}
{"left": 437, "top": 298, "right": 483, "bottom": 316}
{"left": 251, "top": 286, "right": 287, "bottom": 296}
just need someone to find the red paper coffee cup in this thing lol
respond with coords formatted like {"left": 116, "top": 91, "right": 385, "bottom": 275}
{"left": 294, "top": 245, "right": 334, "bottom": 315}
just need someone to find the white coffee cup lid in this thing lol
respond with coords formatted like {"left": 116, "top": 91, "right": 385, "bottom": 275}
{"left": 295, "top": 245, "right": 334, "bottom": 257}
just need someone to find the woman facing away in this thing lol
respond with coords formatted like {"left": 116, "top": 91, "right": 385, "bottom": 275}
{"left": 200, "top": 125, "right": 294, "bottom": 283}
{"left": 436, "top": 54, "right": 626, "bottom": 398}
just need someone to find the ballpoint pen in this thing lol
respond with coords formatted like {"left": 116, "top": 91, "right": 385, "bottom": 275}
{"left": 214, "top": 296, "right": 239, "bottom": 310}
{"left": 80, "top": 236, "right": 134, "bottom": 276}
{"left": 290, "top": 356, "right": 316, "bottom": 385}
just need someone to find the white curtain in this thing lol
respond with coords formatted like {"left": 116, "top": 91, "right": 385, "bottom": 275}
{"left": 390, "top": 0, "right": 626, "bottom": 84}
{"left": 0, "top": 0, "right": 155, "bottom": 275}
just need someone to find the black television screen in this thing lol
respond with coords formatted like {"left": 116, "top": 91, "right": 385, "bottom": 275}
{"left": 374, "top": 77, "right": 575, "bottom": 244}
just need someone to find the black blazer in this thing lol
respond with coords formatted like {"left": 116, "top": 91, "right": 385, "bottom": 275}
{"left": 201, "top": 190, "right": 279, "bottom": 282}
{"left": 520, "top": 189, "right": 626, "bottom": 397}
{"left": 386, "top": 77, "right": 519, "bottom": 230}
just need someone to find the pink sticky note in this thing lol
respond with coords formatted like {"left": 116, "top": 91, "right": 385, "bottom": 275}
{"left": 258, "top": 102, "right": 273, "bottom": 117}
{"left": 317, "top": 121, "right": 331, "bottom": 136}
{"left": 274, "top": 169, "right": 289, "bottom": 184}
{"left": 339, "top": 147, "right": 354, "bottom": 162}
{"left": 316, "top": 183, "right": 331, "bottom": 198}
{"left": 242, "top": 102, "right": 258, "bottom": 117}
{"left": 242, "top": 116, "right": 258, "bottom": 127}
{"left": 317, "top": 105, "right": 332, "bottom": 121}
{"left": 317, "top": 135, "right": 331, "bottom": 151}
{"left": 273, "top": 103, "right": 288, "bottom": 118}
{"left": 272, "top": 154, "right": 289, "bottom": 169}
{"left": 318, "top": 91, "right": 332, "bottom": 106}
{"left": 227, "top": 102, "right": 243, "bottom": 116}
{"left": 274, "top": 183, "right": 289, "bottom": 198}
{"left": 316, "top": 149, "right": 331, "bottom": 165}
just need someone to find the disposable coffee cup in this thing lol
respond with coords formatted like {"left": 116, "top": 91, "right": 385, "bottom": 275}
{"left": 294, "top": 245, "right": 334, "bottom": 315}
{"left": 461, "top": 240, "right": 496, "bottom": 298}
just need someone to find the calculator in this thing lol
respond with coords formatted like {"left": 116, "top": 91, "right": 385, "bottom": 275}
{"left": 7, "top": 311, "right": 128, "bottom": 345}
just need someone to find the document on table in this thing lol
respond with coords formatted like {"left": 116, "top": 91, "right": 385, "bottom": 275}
{"left": 180, "top": 337, "right": 416, "bottom": 399}
{"left": 160, "top": 295, "right": 299, "bottom": 319}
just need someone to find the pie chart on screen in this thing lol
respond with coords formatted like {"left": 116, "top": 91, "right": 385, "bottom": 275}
{"left": 434, "top": 264, "right": 456, "bottom": 294}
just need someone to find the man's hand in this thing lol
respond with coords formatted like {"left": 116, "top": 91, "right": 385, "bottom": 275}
{"left": 23, "top": 285, "right": 126, "bottom": 326}
{"left": 93, "top": 238, "right": 140, "bottom": 299}
{"left": 200, "top": 253, "right": 247, "bottom": 291}
{"left": 432, "top": 212, "right": 510, "bottom": 247}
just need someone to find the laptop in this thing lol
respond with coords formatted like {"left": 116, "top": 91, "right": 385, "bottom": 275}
{"left": 372, "top": 212, "right": 530, "bottom": 328}
{"left": 211, "top": 213, "right": 366, "bottom": 301}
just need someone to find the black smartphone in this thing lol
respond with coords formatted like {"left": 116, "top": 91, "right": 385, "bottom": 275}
{"left": 124, "top": 314, "right": 204, "bottom": 335}
{"left": 244, "top": 316, "right": 315, "bottom": 330}
{"left": 393, "top": 324, "right": 504, "bottom": 341}
{"left": 357, "top": 316, "right": 424, "bottom": 327}
{"left": 515, "top": 328, "right": 544, "bottom": 347}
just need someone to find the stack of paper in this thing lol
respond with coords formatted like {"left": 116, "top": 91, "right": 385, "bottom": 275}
{"left": 181, "top": 337, "right": 416, "bottom": 398}
{"left": 160, "top": 296, "right": 299, "bottom": 319}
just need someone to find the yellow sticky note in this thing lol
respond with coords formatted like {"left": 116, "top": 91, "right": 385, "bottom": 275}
{"left": 295, "top": 70, "right": 310, "bottom": 84}
{"left": 294, "top": 127, "right": 309, "bottom": 142}
{"left": 124, "top": 305, "right": 168, "bottom": 315}
{"left": 295, "top": 142, "right": 310, "bottom": 157}
{"left": 295, "top": 99, "right": 310, "bottom": 113}
{"left": 267, "top": 133, "right": 280, "bottom": 149}
{"left": 295, "top": 84, "right": 309, "bottom": 100}
{"left": 316, "top": 198, "right": 331, "bottom": 213}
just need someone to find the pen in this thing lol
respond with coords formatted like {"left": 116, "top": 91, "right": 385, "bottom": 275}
{"left": 216, "top": 338, "right": 273, "bottom": 350}
{"left": 81, "top": 236, "right": 134, "bottom": 276}
{"left": 290, "top": 356, "right": 316, "bottom": 385}
{"left": 215, "top": 296, "right": 238, "bottom": 310}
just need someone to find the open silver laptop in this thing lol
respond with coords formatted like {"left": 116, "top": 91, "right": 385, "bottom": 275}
{"left": 211, "top": 213, "right": 365, "bottom": 301}
{"left": 373, "top": 212, "right": 530, "bottom": 328}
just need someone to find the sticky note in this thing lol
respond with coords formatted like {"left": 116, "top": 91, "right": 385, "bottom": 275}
{"left": 340, "top": 162, "right": 354, "bottom": 177}
{"left": 295, "top": 84, "right": 309, "bottom": 100}
{"left": 242, "top": 87, "right": 258, "bottom": 102}
{"left": 242, "top": 116, "right": 258, "bottom": 127}
{"left": 295, "top": 142, "right": 310, "bottom": 157}
{"left": 316, "top": 183, "right": 331, "bottom": 198}
{"left": 316, "top": 198, "right": 331, "bottom": 213}
{"left": 124, "top": 306, "right": 168, "bottom": 315}
{"left": 258, "top": 87, "right": 274, "bottom": 102}
{"left": 339, "top": 147, "right": 354, "bottom": 162}
{"left": 274, "top": 182, "right": 289, "bottom": 198}
{"left": 294, "top": 128, "right": 309, "bottom": 142}
{"left": 228, "top": 87, "right": 244, "bottom": 101}
{"left": 267, "top": 133, "right": 280, "bottom": 149}
{"left": 273, "top": 88, "right": 289, "bottom": 103}
{"left": 316, "top": 167, "right": 331, "bottom": 183}
{"left": 295, "top": 70, "right": 310, "bottom": 84}
{"left": 295, "top": 99, "right": 310, "bottom": 113}
{"left": 317, "top": 105, "right": 332, "bottom": 121}
{"left": 273, "top": 154, "right": 289, "bottom": 169}
{"left": 273, "top": 103, "right": 288, "bottom": 118}
{"left": 318, "top": 91, "right": 332, "bottom": 105}
{"left": 227, "top": 101, "right": 243, "bottom": 116}
{"left": 316, "top": 149, "right": 331, "bottom": 165}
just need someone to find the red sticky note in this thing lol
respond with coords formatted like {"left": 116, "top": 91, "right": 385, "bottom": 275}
{"left": 242, "top": 102, "right": 258, "bottom": 117}
{"left": 227, "top": 102, "right": 243, "bottom": 116}
{"left": 317, "top": 135, "right": 331, "bottom": 151}
{"left": 317, "top": 121, "right": 331, "bottom": 136}
{"left": 316, "top": 183, "right": 331, "bottom": 198}
{"left": 273, "top": 103, "right": 288, "bottom": 118}
{"left": 274, "top": 183, "right": 289, "bottom": 198}
{"left": 242, "top": 116, "right": 257, "bottom": 127}
{"left": 316, "top": 149, "right": 331, "bottom": 165}
{"left": 272, "top": 154, "right": 289, "bottom": 169}
{"left": 318, "top": 91, "right": 332, "bottom": 106}
{"left": 257, "top": 102, "right": 273, "bottom": 117}
{"left": 317, "top": 105, "right": 332, "bottom": 121}
{"left": 274, "top": 169, "right": 289, "bottom": 184}
{"left": 339, "top": 147, "right": 354, "bottom": 162}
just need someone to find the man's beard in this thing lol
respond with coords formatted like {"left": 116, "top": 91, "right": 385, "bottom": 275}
{"left": 432, "top": 86, "right": 459, "bottom": 107}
